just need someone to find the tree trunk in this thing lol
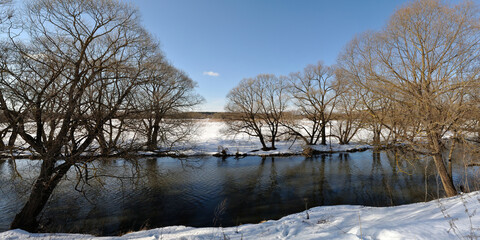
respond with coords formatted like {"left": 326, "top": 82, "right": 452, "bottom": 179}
{"left": 309, "top": 133, "right": 315, "bottom": 145}
{"left": 8, "top": 125, "right": 18, "bottom": 147}
{"left": 0, "top": 138, "right": 5, "bottom": 151}
{"left": 373, "top": 128, "right": 381, "bottom": 146}
{"left": 10, "top": 160, "right": 71, "bottom": 232}
{"left": 432, "top": 153, "right": 457, "bottom": 197}
{"left": 320, "top": 124, "right": 327, "bottom": 145}
{"left": 447, "top": 139, "right": 455, "bottom": 180}
{"left": 258, "top": 134, "right": 269, "bottom": 151}
{"left": 271, "top": 135, "right": 276, "bottom": 150}
{"left": 97, "top": 130, "right": 109, "bottom": 156}
{"left": 148, "top": 117, "right": 161, "bottom": 150}
{"left": 428, "top": 133, "right": 457, "bottom": 197}
{"left": 150, "top": 124, "right": 159, "bottom": 150}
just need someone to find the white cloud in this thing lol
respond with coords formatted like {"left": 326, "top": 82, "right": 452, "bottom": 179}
{"left": 203, "top": 71, "right": 220, "bottom": 77}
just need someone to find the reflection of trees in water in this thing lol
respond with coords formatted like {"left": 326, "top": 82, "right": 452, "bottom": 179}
{"left": 45, "top": 159, "right": 135, "bottom": 235}
{"left": 443, "top": 142, "right": 480, "bottom": 192}
{"left": 2, "top": 151, "right": 478, "bottom": 234}
{"left": 0, "top": 160, "right": 31, "bottom": 231}
{"left": 272, "top": 152, "right": 429, "bottom": 207}
{"left": 336, "top": 153, "right": 352, "bottom": 202}
{"left": 384, "top": 148, "right": 440, "bottom": 201}
{"left": 307, "top": 154, "right": 332, "bottom": 206}
{"left": 0, "top": 160, "right": 5, "bottom": 176}
{"left": 45, "top": 157, "right": 194, "bottom": 235}
{"left": 217, "top": 157, "right": 281, "bottom": 226}
{"left": 363, "top": 151, "right": 395, "bottom": 206}
{"left": 266, "top": 158, "right": 280, "bottom": 200}
{"left": 115, "top": 158, "right": 165, "bottom": 233}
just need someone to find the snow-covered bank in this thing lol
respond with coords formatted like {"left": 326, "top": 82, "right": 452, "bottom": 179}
{"left": 1, "top": 191, "right": 479, "bottom": 240}
{"left": 1, "top": 119, "right": 373, "bottom": 159}
{"left": 164, "top": 120, "right": 372, "bottom": 157}
{"left": 0, "top": 119, "right": 373, "bottom": 159}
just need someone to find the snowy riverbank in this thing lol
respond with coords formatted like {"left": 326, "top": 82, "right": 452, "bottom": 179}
{"left": 1, "top": 119, "right": 373, "bottom": 159}
{"left": 156, "top": 120, "right": 373, "bottom": 157}
{"left": 1, "top": 191, "right": 479, "bottom": 239}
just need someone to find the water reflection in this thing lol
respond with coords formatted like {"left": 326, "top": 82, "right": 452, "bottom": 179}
{"left": 0, "top": 149, "right": 478, "bottom": 235}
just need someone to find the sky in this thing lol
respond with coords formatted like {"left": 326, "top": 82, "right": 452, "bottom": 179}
{"left": 125, "top": 0, "right": 415, "bottom": 112}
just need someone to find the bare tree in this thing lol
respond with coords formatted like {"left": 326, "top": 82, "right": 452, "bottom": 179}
{"left": 338, "top": 0, "right": 480, "bottom": 197}
{"left": 288, "top": 62, "right": 338, "bottom": 145}
{"left": 225, "top": 74, "right": 289, "bottom": 150}
{"left": 0, "top": 0, "right": 155, "bottom": 231}
{"left": 134, "top": 54, "right": 203, "bottom": 150}
{"left": 331, "top": 70, "right": 364, "bottom": 144}
{"left": 0, "top": 0, "right": 16, "bottom": 151}
{"left": 358, "top": 88, "right": 392, "bottom": 145}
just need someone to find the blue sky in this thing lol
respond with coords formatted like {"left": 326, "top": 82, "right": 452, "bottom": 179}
{"left": 126, "top": 0, "right": 413, "bottom": 112}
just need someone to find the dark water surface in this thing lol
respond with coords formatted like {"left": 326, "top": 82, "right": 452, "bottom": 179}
{"left": 0, "top": 150, "right": 478, "bottom": 235}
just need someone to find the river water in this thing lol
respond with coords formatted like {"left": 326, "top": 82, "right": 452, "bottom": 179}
{"left": 0, "top": 149, "right": 478, "bottom": 235}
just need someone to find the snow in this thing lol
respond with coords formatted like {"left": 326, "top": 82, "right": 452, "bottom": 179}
{"left": 1, "top": 119, "right": 372, "bottom": 158}
{"left": 1, "top": 191, "right": 479, "bottom": 239}
{"left": 167, "top": 120, "right": 372, "bottom": 156}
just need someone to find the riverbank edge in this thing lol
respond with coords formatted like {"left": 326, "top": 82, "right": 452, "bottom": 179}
{"left": 1, "top": 191, "right": 479, "bottom": 239}
{"left": 0, "top": 143, "right": 374, "bottom": 160}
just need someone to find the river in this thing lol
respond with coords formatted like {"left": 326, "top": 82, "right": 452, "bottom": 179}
{"left": 0, "top": 149, "right": 477, "bottom": 235}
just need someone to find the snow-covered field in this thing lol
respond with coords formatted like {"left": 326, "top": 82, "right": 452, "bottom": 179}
{"left": 163, "top": 120, "right": 372, "bottom": 156}
{"left": 3, "top": 119, "right": 373, "bottom": 158}
{"left": 1, "top": 191, "right": 479, "bottom": 239}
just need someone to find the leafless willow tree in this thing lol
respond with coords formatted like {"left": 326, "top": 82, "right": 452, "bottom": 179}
{"left": 0, "top": 0, "right": 15, "bottom": 150}
{"left": 287, "top": 62, "right": 339, "bottom": 145}
{"left": 337, "top": 0, "right": 480, "bottom": 197}
{"left": 134, "top": 54, "right": 203, "bottom": 150}
{"left": 225, "top": 74, "right": 289, "bottom": 150}
{"left": 331, "top": 70, "right": 364, "bottom": 144}
{"left": 0, "top": 0, "right": 157, "bottom": 231}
